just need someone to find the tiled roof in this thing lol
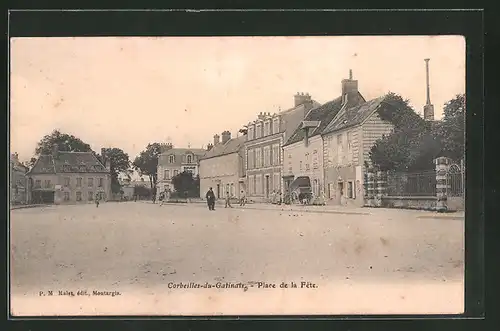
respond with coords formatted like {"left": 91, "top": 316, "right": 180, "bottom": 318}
{"left": 200, "top": 135, "right": 246, "bottom": 160}
{"left": 283, "top": 92, "right": 365, "bottom": 147}
{"left": 321, "top": 96, "right": 386, "bottom": 135}
{"left": 27, "top": 152, "right": 109, "bottom": 175}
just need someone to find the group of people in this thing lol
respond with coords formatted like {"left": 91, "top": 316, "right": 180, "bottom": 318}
{"left": 204, "top": 187, "right": 247, "bottom": 211}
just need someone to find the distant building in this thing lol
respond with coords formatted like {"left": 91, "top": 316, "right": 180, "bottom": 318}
{"left": 283, "top": 72, "right": 366, "bottom": 200}
{"left": 199, "top": 131, "right": 246, "bottom": 199}
{"left": 10, "top": 153, "right": 28, "bottom": 205}
{"left": 25, "top": 145, "right": 112, "bottom": 204}
{"left": 244, "top": 93, "right": 320, "bottom": 202}
{"left": 156, "top": 143, "right": 206, "bottom": 192}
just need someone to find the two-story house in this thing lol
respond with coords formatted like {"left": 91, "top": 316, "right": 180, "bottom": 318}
{"left": 199, "top": 131, "right": 246, "bottom": 200}
{"left": 10, "top": 153, "right": 28, "bottom": 205}
{"left": 322, "top": 96, "right": 394, "bottom": 206}
{"left": 25, "top": 145, "right": 112, "bottom": 204}
{"left": 282, "top": 72, "right": 365, "bottom": 199}
{"left": 244, "top": 93, "right": 320, "bottom": 202}
{"left": 156, "top": 144, "right": 206, "bottom": 193}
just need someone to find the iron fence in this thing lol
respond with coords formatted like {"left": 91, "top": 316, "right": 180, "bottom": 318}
{"left": 446, "top": 163, "right": 464, "bottom": 197}
{"left": 386, "top": 170, "right": 437, "bottom": 197}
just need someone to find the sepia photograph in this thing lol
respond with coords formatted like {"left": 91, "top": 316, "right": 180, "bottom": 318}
{"left": 9, "top": 35, "right": 466, "bottom": 316}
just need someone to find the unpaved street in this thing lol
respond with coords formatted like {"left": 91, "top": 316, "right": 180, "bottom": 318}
{"left": 10, "top": 202, "right": 464, "bottom": 315}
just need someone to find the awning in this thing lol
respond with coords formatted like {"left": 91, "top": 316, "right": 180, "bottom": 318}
{"left": 289, "top": 176, "right": 311, "bottom": 191}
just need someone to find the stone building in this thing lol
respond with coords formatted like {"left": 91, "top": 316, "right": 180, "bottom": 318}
{"left": 25, "top": 145, "right": 112, "bottom": 204}
{"left": 244, "top": 93, "right": 320, "bottom": 202}
{"left": 282, "top": 71, "right": 365, "bottom": 199}
{"left": 156, "top": 143, "right": 206, "bottom": 193}
{"left": 321, "top": 96, "right": 394, "bottom": 206}
{"left": 10, "top": 153, "right": 28, "bottom": 205}
{"left": 199, "top": 131, "right": 246, "bottom": 200}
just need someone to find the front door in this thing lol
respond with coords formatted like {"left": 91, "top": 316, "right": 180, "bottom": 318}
{"left": 336, "top": 182, "right": 343, "bottom": 205}
{"left": 265, "top": 176, "right": 270, "bottom": 198}
{"left": 216, "top": 184, "right": 220, "bottom": 199}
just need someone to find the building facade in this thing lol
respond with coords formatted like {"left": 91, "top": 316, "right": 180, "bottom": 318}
{"left": 244, "top": 93, "right": 320, "bottom": 202}
{"left": 322, "top": 96, "right": 394, "bottom": 206}
{"left": 199, "top": 131, "right": 246, "bottom": 200}
{"left": 282, "top": 73, "right": 366, "bottom": 200}
{"left": 10, "top": 153, "right": 28, "bottom": 205}
{"left": 156, "top": 144, "right": 206, "bottom": 192}
{"left": 25, "top": 146, "right": 112, "bottom": 204}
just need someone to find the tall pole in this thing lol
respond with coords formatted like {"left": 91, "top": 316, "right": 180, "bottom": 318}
{"left": 424, "top": 58, "right": 431, "bottom": 105}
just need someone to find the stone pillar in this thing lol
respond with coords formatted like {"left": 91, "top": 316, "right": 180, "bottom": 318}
{"left": 374, "top": 170, "right": 388, "bottom": 207}
{"left": 364, "top": 167, "right": 375, "bottom": 207}
{"left": 435, "top": 157, "right": 450, "bottom": 212}
{"left": 54, "top": 185, "right": 63, "bottom": 205}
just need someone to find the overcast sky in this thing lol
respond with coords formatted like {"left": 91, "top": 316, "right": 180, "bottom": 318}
{"left": 10, "top": 36, "right": 465, "bottom": 162}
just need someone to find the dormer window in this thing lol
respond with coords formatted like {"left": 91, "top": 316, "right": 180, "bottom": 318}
{"left": 272, "top": 117, "right": 280, "bottom": 134}
{"left": 169, "top": 155, "right": 175, "bottom": 163}
{"left": 187, "top": 154, "right": 192, "bottom": 163}
{"left": 256, "top": 122, "right": 262, "bottom": 139}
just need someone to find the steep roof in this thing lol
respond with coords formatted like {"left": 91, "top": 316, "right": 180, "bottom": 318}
{"left": 27, "top": 152, "right": 109, "bottom": 175}
{"left": 283, "top": 91, "right": 365, "bottom": 147}
{"left": 321, "top": 96, "right": 386, "bottom": 135}
{"left": 200, "top": 135, "right": 246, "bottom": 160}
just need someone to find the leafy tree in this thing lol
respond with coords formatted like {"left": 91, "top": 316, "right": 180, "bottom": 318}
{"left": 369, "top": 92, "right": 442, "bottom": 172}
{"left": 98, "top": 148, "right": 131, "bottom": 194}
{"left": 435, "top": 94, "right": 465, "bottom": 161}
{"left": 34, "top": 129, "right": 93, "bottom": 156}
{"left": 171, "top": 172, "right": 200, "bottom": 198}
{"left": 132, "top": 143, "right": 163, "bottom": 189}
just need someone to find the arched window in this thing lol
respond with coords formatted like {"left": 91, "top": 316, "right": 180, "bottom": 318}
{"left": 187, "top": 154, "right": 192, "bottom": 163}
{"left": 169, "top": 155, "right": 175, "bottom": 163}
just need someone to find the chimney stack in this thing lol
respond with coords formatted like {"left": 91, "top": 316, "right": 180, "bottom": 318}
{"left": 423, "top": 58, "right": 435, "bottom": 121}
{"left": 52, "top": 143, "right": 59, "bottom": 159}
{"left": 341, "top": 69, "right": 358, "bottom": 97}
{"left": 206, "top": 143, "right": 214, "bottom": 151}
{"left": 101, "top": 148, "right": 107, "bottom": 165}
{"left": 213, "top": 134, "right": 220, "bottom": 145}
{"left": 294, "top": 92, "right": 313, "bottom": 107}
{"left": 221, "top": 131, "right": 231, "bottom": 144}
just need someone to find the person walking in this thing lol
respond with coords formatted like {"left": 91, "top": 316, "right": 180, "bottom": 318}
{"left": 95, "top": 193, "right": 100, "bottom": 208}
{"left": 225, "top": 191, "right": 233, "bottom": 208}
{"left": 239, "top": 190, "right": 246, "bottom": 206}
{"left": 206, "top": 187, "right": 216, "bottom": 211}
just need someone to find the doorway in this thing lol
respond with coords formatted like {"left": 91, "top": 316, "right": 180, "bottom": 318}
{"left": 216, "top": 184, "right": 220, "bottom": 199}
{"left": 336, "top": 182, "right": 344, "bottom": 205}
{"left": 265, "top": 175, "right": 270, "bottom": 198}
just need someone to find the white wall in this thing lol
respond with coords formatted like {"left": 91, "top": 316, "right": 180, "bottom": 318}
{"left": 283, "top": 135, "right": 325, "bottom": 195}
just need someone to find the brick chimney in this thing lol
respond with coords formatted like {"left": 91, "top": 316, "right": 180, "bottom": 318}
{"left": 213, "top": 134, "right": 220, "bottom": 145}
{"left": 294, "top": 92, "right": 312, "bottom": 107}
{"left": 100, "top": 148, "right": 107, "bottom": 165}
{"left": 341, "top": 69, "right": 358, "bottom": 97}
{"left": 221, "top": 131, "right": 231, "bottom": 144}
{"left": 52, "top": 143, "right": 59, "bottom": 159}
{"left": 11, "top": 153, "right": 19, "bottom": 162}
{"left": 206, "top": 143, "right": 213, "bottom": 151}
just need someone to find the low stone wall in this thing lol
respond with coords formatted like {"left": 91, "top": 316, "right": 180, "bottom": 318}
{"left": 447, "top": 197, "right": 465, "bottom": 211}
{"left": 381, "top": 196, "right": 437, "bottom": 211}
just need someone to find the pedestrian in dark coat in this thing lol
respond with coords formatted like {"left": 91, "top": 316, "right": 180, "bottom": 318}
{"left": 206, "top": 187, "right": 216, "bottom": 210}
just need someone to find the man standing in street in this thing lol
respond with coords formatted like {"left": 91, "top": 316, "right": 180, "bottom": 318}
{"left": 225, "top": 191, "right": 233, "bottom": 208}
{"left": 239, "top": 190, "right": 246, "bottom": 206}
{"left": 206, "top": 187, "right": 216, "bottom": 211}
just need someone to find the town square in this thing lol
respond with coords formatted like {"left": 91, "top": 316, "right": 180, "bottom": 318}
{"left": 10, "top": 36, "right": 466, "bottom": 315}
{"left": 10, "top": 201, "right": 464, "bottom": 315}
